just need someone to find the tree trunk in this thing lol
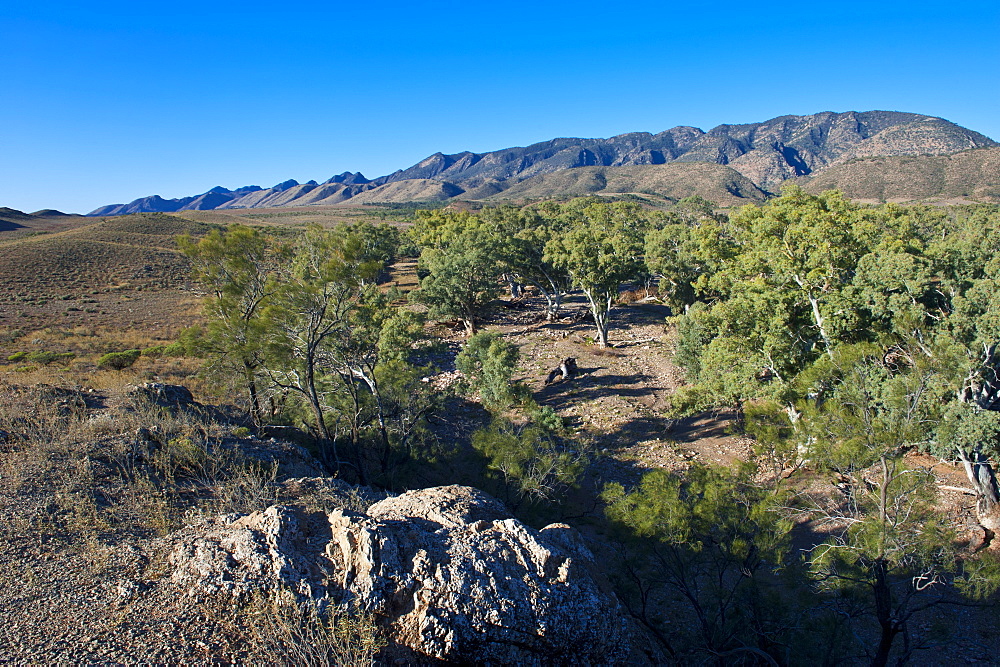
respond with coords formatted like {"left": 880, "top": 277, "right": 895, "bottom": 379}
{"left": 506, "top": 275, "right": 522, "bottom": 299}
{"left": 959, "top": 448, "right": 1000, "bottom": 534}
{"left": 870, "top": 558, "right": 899, "bottom": 667}
{"left": 794, "top": 275, "right": 833, "bottom": 357}
{"left": 552, "top": 291, "right": 563, "bottom": 319}
{"left": 354, "top": 367, "right": 393, "bottom": 475}
{"left": 586, "top": 289, "right": 611, "bottom": 347}
{"left": 246, "top": 374, "right": 262, "bottom": 426}
{"left": 538, "top": 286, "right": 562, "bottom": 321}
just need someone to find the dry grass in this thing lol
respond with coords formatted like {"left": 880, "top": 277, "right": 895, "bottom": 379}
{"left": 0, "top": 371, "right": 281, "bottom": 546}
{"left": 0, "top": 213, "right": 208, "bottom": 334}
{"left": 249, "top": 590, "right": 386, "bottom": 666}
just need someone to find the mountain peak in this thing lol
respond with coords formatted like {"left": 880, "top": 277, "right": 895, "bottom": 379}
{"left": 84, "top": 111, "right": 998, "bottom": 215}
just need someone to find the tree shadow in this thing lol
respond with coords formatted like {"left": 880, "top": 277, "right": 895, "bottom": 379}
{"left": 535, "top": 370, "right": 658, "bottom": 408}
{"left": 617, "top": 302, "right": 672, "bottom": 326}
{"left": 667, "top": 410, "right": 738, "bottom": 443}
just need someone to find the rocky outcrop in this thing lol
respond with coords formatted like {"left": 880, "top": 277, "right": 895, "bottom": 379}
{"left": 167, "top": 484, "right": 629, "bottom": 664}
{"left": 127, "top": 382, "right": 195, "bottom": 407}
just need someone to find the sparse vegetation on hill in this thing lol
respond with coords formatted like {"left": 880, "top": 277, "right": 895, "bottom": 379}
{"left": 482, "top": 162, "right": 769, "bottom": 206}
{"left": 796, "top": 146, "right": 1000, "bottom": 203}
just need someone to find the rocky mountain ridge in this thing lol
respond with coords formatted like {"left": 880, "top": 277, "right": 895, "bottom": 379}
{"left": 88, "top": 111, "right": 997, "bottom": 214}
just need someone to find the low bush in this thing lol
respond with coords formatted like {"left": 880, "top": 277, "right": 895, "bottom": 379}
{"left": 26, "top": 350, "right": 75, "bottom": 365}
{"left": 98, "top": 349, "right": 141, "bottom": 370}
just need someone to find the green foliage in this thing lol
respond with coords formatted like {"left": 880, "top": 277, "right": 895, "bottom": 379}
{"left": 411, "top": 212, "right": 503, "bottom": 335}
{"left": 480, "top": 204, "right": 574, "bottom": 319}
{"left": 98, "top": 349, "right": 141, "bottom": 370}
{"left": 604, "top": 464, "right": 789, "bottom": 559}
{"left": 471, "top": 420, "right": 586, "bottom": 513}
{"left": 544, "top": 200, "right": 647, "bottom": 346}
{"left": 26, "top": 350, "right": 75, "bottom": 365}
{"left": 167, "top": 326, "right": 205, "bottom": 357}
{"left": 603, "top": 464, "right": 792, "bottom": 660}
{"left": 528, "top": 404, "right": 565, "bottom": 432}
{"left": 178, "top": 225, "right": 279, "bottom": 420}
{"left": 668, "top": 302, "right": 712, "bottom": 383}
{"left": 664, "top": 194, "right": 1000, "bottom": 508}
{"left": 260, "top": 225, "right": 431, "bottom": 482}
{"left": 801, "top": 345, "right": 936, "bottom": 471}
{"left": 796, "top": 349, "right": 998, "bottom": 663}
{"left": 743, "top": 400, "right": 798, "bottom": 480}
{"left": 6, "top": 351, "right": 27, "bottom": 362}
{"left": 338, "top": 220, "right": 401, "bottom": 267}
{"left": 455, "top": 332, "right": 521, "bottom": 411}
{"left": 933, "top": 399, "right": 1000, "bottom": 460}
{"left": 645, "top": 218, "right": 712, "bottom": 311}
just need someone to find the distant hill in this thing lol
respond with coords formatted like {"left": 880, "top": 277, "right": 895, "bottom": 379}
{"left": 30, "top": 209, "right": 82, "bottom": 217}
{"left": 0, "top": 207, "right": 36, "bottom": 222}
{"left": 795, "top": 147, "right": 1000, "bottom": 203}
{"left": 0, "top": 207, "right": 86, "bottom": 235}
{"left": 90, "top": 185, "right": 266, "bottom": 216}
{"left": 339, "top": 179, "right": 465, "bottom": 205}
{"left": 86, "top": 111, "right": 997, "bottom": 214}
{"left": 0, "top": 212, "right": 215, "bottom": 329}
{"left": 483, "top": 163, "right": 768, "bottom": 206}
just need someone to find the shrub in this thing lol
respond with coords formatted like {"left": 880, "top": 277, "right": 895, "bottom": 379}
{"left": 160, "top": 326, "right": 205, "bottom": 358}
{"left": 456, "top": 332, "right": 521, "bottom": 410}
{"left": 6, "top": 351, "right": 27, "bottom": 362}
{"left": 26, "top": 350, "right": 74, "bottom": 365}
{"left": 530, "top": 405, "right": 565, "bottom": 432}
{"left": 472, "top": 420, "right": 586, "bottom": 511}
{"left": 141, "top": 345, "right": 167, "bottom": 358}
{"left": 97, "top": 349, "right": 141, "bottom": 370}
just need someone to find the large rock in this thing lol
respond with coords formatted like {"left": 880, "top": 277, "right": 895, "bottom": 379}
{"left": 167, "top": 485, "right": 629, "bottom": 664}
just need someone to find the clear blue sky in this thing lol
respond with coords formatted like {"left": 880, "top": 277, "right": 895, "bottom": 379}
{"left": 3, "top": 0, "right": 998, "bottom": 214}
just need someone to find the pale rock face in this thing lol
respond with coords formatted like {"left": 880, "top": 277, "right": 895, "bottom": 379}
{"left": 167, "top": 484, "right": 629, "bottom": 664}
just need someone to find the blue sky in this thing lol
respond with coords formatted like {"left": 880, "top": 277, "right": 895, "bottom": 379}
{"left": 2, "top": 1, "right": 998, "bottom": 214}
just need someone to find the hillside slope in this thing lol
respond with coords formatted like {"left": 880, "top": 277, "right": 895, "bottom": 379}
{"left": 483, "top": 162, "right": 768, "bottom": 205}
{"left": 0, "top": 213, "right": 212, "bottom": 329}
{"left": 795, "top": 147, "right": 1000, "bottom": 202}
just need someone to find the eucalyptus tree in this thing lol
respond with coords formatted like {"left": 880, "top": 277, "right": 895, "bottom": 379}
{"left": 178, "top": 224, "right": 285, "bottom": 424}
{"left": 603, "top": 463, "right": 793, "bottom": 662}
{"left": 923, "top": 207, "right": 1000, "bottom": 534}
{"left": 544, "top": 200, "right": 647, "bottom": 347}
{"left": 479, "top": 205, "right": 574, "bottom": 320}
{"left": 668, "top": 191, "right": 1000, "bottom": 535}
{"left": 410, "top": 210, "right": 504, "bottom": 336}
{"left": 261, "top": 226, "right": 378, "bottom": 471}
{"left": 797, "top": 344, "right": 974, "bottom": 666}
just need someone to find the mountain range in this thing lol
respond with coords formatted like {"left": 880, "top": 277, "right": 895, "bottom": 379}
{"left": 88, "top": 111, "right": 998, "bottom": 215}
